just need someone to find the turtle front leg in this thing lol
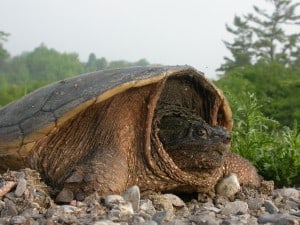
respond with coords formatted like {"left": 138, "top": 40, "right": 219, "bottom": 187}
{"left": 56, "top": 147, "right": 129, "bottom": 202}
{"left": 223, "top": 152, "right": 262, "bottom": 187}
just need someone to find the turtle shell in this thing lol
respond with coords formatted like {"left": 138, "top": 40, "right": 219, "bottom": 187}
{"left": 0, "top": 65, "right": 232, "bottom": 185}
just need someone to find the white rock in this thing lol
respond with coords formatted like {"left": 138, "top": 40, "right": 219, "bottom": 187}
{"left": 122, "top": 185, "right": 140, "bottom": 212}
{"left": 216, "top": 173, "right": 240, "bottom": 198}
{"left": 105, "top": 195, "right": 125, "bottom": 207}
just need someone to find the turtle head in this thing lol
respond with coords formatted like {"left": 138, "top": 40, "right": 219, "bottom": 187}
{"left": 158, "top": 115, "right": 231, "bottom": 171}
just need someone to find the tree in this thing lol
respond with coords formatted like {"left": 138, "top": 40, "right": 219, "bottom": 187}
{"left": 247, "top": 0, "right": 300, "bottom": 63}
{"left": 85, "top": 53, "right": 107, "bottom": 72}
{"left": 0, "top": 31, "right": 10, "bottom": 66}
{"left": 218, "top": 0, "right": 300, "bottom": 72}
{"left": 218, "top": 16, "right": 254, "bottom": 72}
{"left": 25, "top": 44, "right": 84, "bottom": 81}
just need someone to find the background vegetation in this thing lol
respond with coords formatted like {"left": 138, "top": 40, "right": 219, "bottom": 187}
{"left": 0, "top": 0, "right": 299, "bottom": 186}
{"left": 215, "top": 0, "right": 300, "bottom": 186}
{"left": 0, "top": 37, "right": 149, "bottom": 107}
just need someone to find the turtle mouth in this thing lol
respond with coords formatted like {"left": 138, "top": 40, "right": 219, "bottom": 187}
{"left": 165, "top": 143, "right": 230, "bottom": 171}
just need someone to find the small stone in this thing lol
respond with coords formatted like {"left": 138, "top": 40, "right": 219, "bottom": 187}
{"left": 162, "top": 194, "right": 186, "bottom": 208}
{"left": 221, "top": 200, "right": 248, "bottom": 215}
{"left": 140, "top": 221, "right": 158, "bottom": 225}
{"left": 286, "top": 199, "right": 300, "bottom": 210}
{"left": 216, "top": 173, "right": 240, "bottom": 198}
{"left": 275, "top": 188, "right": 299, "bottom": 199}
{"left": 4, "top": 198, "right": 18, "bottom": 216}
{"left": 153, "top": 211, "right": 169, "bottom": 224}
{"left": 258, "top": 213, "right": 299, "bottom": 224}
{"left": 139, "top": 199, "right": 156, "bottom": 216}
{"left": 55, "top": 188, "right": 74, "bottom": 203}
{"left": 15, "top": 172, "right": 25, "bottom": 180}
{"left": 246, "top": 198, "right": 264, "bottom": 210}
{"left": 264, "top": 199, "right": 279, "bottom": 214}
{"left": 105, "top": 194, "right": 134, "bottom": 220}
{"left": 122, "top": 185, "right": 140, "bottom": 212}
{"left": 132, "top": 215, "right": 145, "bottom": 224}
{"left": 59, "top": 205, "right": 80, "bottom": 213}
{"left": 70, "top": 200, "right": 77, "bottom": 206}
{"left": 92, "top": 220, "right": 121, "bottom": 225}
{"left": 203, "top": 206, "right": 221, "bottom": 213}
{"left": 9, "top": 215, "right": 27, "bottom": 224}
{"left": 105, "top": 195, "right": 125, "bottom": 207}
{"left": 14, "top": 178, "right": 27, "bottom": 197}
{"left": 190, "top": 213, "right": 219, "bottom": 225}
{"left": 118, "top": 202, "right": 134, "bottom": 217}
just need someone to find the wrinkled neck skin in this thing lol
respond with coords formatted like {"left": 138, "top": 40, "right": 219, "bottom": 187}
{"left": 142, "top": 103, "right": 231, "bottom": 193}
{"left": 138, "top": 76, "right": 231, "bottom": 193}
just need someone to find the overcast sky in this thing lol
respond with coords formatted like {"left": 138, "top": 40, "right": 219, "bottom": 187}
{"left": 1, "top": 0, "right": 271, "bottom": 79}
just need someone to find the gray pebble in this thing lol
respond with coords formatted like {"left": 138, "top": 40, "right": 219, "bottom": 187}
{"left": 221, "top": 200, "right": 248, "bottom": 215}
{"left": 151, "top": 193, "right": 188, "bottom": 218}
{"left": 153, "top": 211, "right": 169, "bottom": 224}
{"left": 190, "top": 213, "right": 219, "bottom": 225}
{"left": 139, "top": 199, "right": 156, "bottom": 216}
{"left": 274, "top": 188, "right": 299, "bottom": 199}
{"left": 9, "top": 215, "right": 27, "bottom": 224}
{"left": 258, "top": 213, "right": 299, "bottom": 224}
{"left": 286, "top": 199, "right": 300, "bottom": 210}
{"left": 15, "top": 172, "right": 25, "bottom": 180}
{"left": 105, "top": 195, "right": 126, "bottom": 207}
{"left": 140, "top": 221, "right": 158, "bottom": 225}
{"left": 4, "top": 198, "right": 18, "bottom": 216}
{"left": 264, "top": 200, "right": 279, "bottom": 214}
{"left": 55, "top": 188, "right": 74, "bottom": 203}
{"left": 93, "top": 220, "right": 122, "bottom": 225}
{"left": 132, "top": 215, "right": 145, "bottom": 224}
{"left": 14, "top": 178, "right": 27, "bottom": 197}
{"left": 246, "top": 197, "right": 264, "bottom": 210}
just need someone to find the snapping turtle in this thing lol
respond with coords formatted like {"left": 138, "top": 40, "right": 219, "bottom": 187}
{"left": 0, "top": 65, "right": 261, "bottom": 200}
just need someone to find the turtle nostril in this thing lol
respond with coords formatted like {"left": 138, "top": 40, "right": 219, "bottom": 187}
{"left": 223, "top": 135, "right": 231, "bottom": 144}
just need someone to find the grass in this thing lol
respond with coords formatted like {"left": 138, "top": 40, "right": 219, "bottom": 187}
{"left": 227, "top": 92, "right": 300, "bottom": 187}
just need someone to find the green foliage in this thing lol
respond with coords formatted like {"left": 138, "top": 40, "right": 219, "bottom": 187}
{"left": 225, "top": 91, "right": 300, "bottom": 186}
{"left": 216, "top": 61, "right": 300, "bottom": 129}
{"left": 0, "top": 31, "right": 10, "bottom": 66}
{"left": 217, "top": 16, "right": 253, "bottom": 72}
{"left": 219, "top": 0, "right": 300, "bottom": 72}
{"left": 84, "top": 53, "right": 107, "bottom": 72}
{"left": 107, "top": 58, "right": 150, "bottom": 69}
{"left": 0, "top": 38, "right": 150, "bottom": 107}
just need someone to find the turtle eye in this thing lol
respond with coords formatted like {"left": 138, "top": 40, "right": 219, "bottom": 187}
{"left": 194, "top": 128, "right": 207, "bottom": 137}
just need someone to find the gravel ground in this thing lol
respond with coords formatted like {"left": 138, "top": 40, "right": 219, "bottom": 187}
{"left": 0, "top": 168, "right": 299, "bottom": 225}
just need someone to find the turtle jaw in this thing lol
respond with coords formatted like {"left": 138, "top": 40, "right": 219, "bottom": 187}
{"left": 165, "top": 141, "right": 231, "bottom": 171}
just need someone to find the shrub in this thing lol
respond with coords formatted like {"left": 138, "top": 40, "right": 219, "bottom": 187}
{"left": 227, "top": 92, "right": 300, "bottom": 187}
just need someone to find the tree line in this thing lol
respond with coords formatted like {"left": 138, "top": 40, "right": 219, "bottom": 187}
{"left": 215, "top": 0, "right": 300, "bottom": 186}
{"left": 215, "top": 0, "right": 300, "bottom": 129}
{"left": 0, "top": 39, "right": 149, "bottom": 107}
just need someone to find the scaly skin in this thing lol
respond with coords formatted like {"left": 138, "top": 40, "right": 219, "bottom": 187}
{"left": 55, "top": 105, "right": 261, "bottom": 202}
